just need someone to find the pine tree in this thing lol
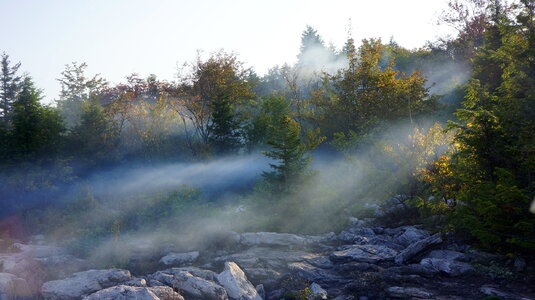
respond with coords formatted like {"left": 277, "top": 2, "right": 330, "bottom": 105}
{"left": 0, "top": 53, "right": 22, "bottom": 126}
{"left": 208, "top": 96, "right": 241, "bottom": 154}
{"left": 10, "top": 77, "right": 64, "bottom": 161}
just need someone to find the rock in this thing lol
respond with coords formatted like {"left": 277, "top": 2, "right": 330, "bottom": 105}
{"left": 214, "top": 247, "right": 310, "bottom": 271}
{"left": 165, "top": 267, "right": 219, "bottom": 282}
{"left": 424, "top": 250, "right": 467, "bottom": 262}
{"left": 303, "top": 254, "right": 333, "bottom": 269}
{"left": 479, "top": 285, "right": 531, "bottom": 300}
{"left": 159, "top": 251, "right": 199, "bottom": 266}
{"left": 217, "top": 262, "right": 261, "bottom": 300}
{"left": 0, "top": 272, "right": 32, "bottom": 299}
{"left": 238, "top": 232, "right": 307, "bottom": 248}
{"left": 255, "top": 284, "right": 265, "bottom": 300}
{"left": 83, "top": 285, "right": 184, "bottom": 300}
{"left": 0, "top": 252, "right": 46, "bottom": 293}
{"left": 123, "top": 278, "right": 148, "bottom": 287}
{"left": 334, "top": 262, "right": 381, "bottom": 273}
{"left": 152, "top": 270, "right": 228, "bottom": 300}
{"left": 41, "top": 269, "right": 132, "bottom": 299}
{"left": 394, "top": 227, "right": 430, "bottom": 247}
{"left": 365, "top": 236, "right": 404, "bottom": 251}
{"left": 330, "top": 244, "right": 398, "bottom": 264}
{"left": 383, "top": 264, "right": 439, "bottom": 278}
{"left": 242, "top": 268, "right": 282, "bottom": 284}
{"left": 386, "top": 286, "right": 433, "bottom": 299}
{"left": 288, "top": 262, "right": 344, "bottom": 285}
{"left": 514, "top": 257, "right": 526, "bottom": 271}
{"left": 309, "top": 283, "right": 327, "bottom": 299}
{"left": 394, "top": 233, "right": 442, "bottom": 264}
{"left": 420, "top": 258, "right": 474, "bottom": 277}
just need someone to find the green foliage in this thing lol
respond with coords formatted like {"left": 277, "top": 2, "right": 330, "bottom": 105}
{"left": 0, "top": 52, "right": 22, "bottom": 126}
{"left": 208, "top": 96, "right": 241, "bottom": 154}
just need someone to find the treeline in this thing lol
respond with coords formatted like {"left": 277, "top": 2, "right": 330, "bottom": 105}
{"left": 0, "top": 0, "right": 533, "bottom": 255}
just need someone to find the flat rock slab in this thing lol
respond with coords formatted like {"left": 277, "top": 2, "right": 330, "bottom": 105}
{"left": 330, "top": 244, "right": 398, "bottom": 263}
{"left": 386, "top": 286, "right": 434, "bottom": 299}
{"left": 395, "top": 233, "right": 442, "bottom": 264}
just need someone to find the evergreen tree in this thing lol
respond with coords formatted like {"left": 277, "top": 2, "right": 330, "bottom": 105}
{"left": 208, "top": 95, "right": 241, "bottom": 154}
{"left": 0, "top": 53, "right": 22, "bottom": 126}
{"left": 10, "top": 77, "right": 64, "bottom": 161}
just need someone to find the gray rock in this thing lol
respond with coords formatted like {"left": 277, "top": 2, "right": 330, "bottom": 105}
{"left": 83, "top": 285, "right": 184, "bottom": 300}
{"left": 159, "top": 251, "right": 199, "bottom": 266}
{"left": 41, "top": 269, "right": 132, "bottom": 300}
{"left": 255, "top": 284, "right": 265, "bottom": 300}
{"left": 309, "top": 283, "right": 327, "bottom": 299}
{"left": 420, "top": 258, "right": 474, "bottom": 277}
{"left": 84, "top": 285, "right": 184, "bottom": 300}
{"left": 394, "top": 227, "right": 430, "bottom": 247}
{"left": 0, "top": 272, "right": 32, "bottom": 300}
{"left": 288, "top": 262, "right": 344, "bottom": 284}
{"left": 123, "top": 277, "right": 148, "bottom": 287}
{"left": 153, "top": 270, "right": 228, "bottom": 300}
{"left": 217, "top": 262, "right": 261, "bottom": 300}
{"left": 386, "top": 286, "right": 433, "bottom": 299}
{"left": 214, "top": 247, "right": 311, "bottom": 271}
{"left": 394, "top": 233, "right": 442, "bottom": 264}
{"left": 480, "top": 285, "right": 532, "bottom": 300}
{"left": 159, "top": 267, "right": 218, "bottom": 282}
{"left": 330, "top": 244, "right": 398, "bottom": 263}
{"left": 424, "top": 250, "right": 467, "bottom": 262}
{"left": 365, "top": 236, "right": 405, "bottom": 251}
{"left": 383, "top": 264, "right": 439, "bottom": 278}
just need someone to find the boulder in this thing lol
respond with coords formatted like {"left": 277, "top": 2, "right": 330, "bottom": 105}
{"left": 330, "top": 244, "right": 398, "bottom": 264}
{"left": 159, "top": 251, "right": 199, "bottom": 266}
{"left": 159, "top": 267, "right": 218, "bottom": 282}
{"left": 394, "top": 227, "right": 430, "bottom": 247}
{"left": 423, "top": 250, "right": 467, "bottom": 262}
{"left": 41, "top": 269, "right": 132, "bottom": 299}
{"left": 83, "top": 285, "right": 184, "bottom": 300}
{"left": 214, "top": 247, "right": 310, "bottom": 271}
{"left": 152, "top": 270, "right": 228, "bottom": 300}
{"left": 0, "top": 272, "right": 32, "bottom": 299}
{"left": 420, "top": 258, "right": 474, "bottom": 277}
{"left": 383, "top": 264, "right": 439, "bottom": 278}
{"left": 309, "top": 282, "right": 327, "bottom": 299}
{"left": 394, "top": 233, "right": 442, "bottom": 264}
{"left": 217, "top": 262, "right": 261, "bottom": 300}
{"left": 386, "top": 286, "right": 433, "bottom": 299}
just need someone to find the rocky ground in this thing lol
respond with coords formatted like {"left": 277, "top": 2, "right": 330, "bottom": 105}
{"left": 0, "top": 218, "right": 534, "bottom": 300}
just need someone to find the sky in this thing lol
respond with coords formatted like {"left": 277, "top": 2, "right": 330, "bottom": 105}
{"left": 0, "top": 0, "right": 454, "bottom": 104}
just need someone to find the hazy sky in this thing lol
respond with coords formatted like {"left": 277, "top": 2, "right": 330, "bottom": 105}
{"left": 1, "top": 0, "right": 454, "bottom": 103}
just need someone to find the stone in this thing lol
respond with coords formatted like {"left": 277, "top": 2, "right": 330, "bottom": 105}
{"left": 159, "top": 267, "right": 218, "bottom": 282}
{"left": 394, "top": 233, "right": 442, "bottom": 264}
{"left": 386, "top": 286, "right": 433, "bottom": 299}
{"left": 152, "top": 270, "right": 228, "bottom": 300}
{"left": 159, "top": 251, "right": 199, "bottom": 266}
{"left": 330, "top": 244, "right": 398, "bottom": 264}
{"left": 217, "top": 262, "right": 261, "bottom": 300}
{"left": 309, "top": 282, "right": 327, "bottom": 299}
{"left": 255, "top": 284, "right": 265, "bottom": 300}
{"left": 420, "top": 258, "right": 474, "bottom": 277}
{"left": 83, "top": 285, "right": 184, "bottom": 300}
{"left": 0, "top": 272, "right": 32, "bottom": 299}
{"left": 123, "top": 278, "right": 148, "bottom": 287}
{"left": 424, "top": 250, "right": 467, "bottom": 262}
{"left": 288, "top": 262, "right": 344, "bottom": 285}
{"left": 394, "top": 227, "right": 430, "bottom": 247}
{"left": 41, "top": 269, "right": 132, "bottom": 299}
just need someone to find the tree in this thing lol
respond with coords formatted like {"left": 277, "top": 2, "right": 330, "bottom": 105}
{"left": 262, "top": 96, "right": 325, "bottom": 193}
{"left": 208, "top": 95, "right": 241, "bottom": 154}
{"left": 429, "top": 1, "right": 535, "bottom": 253}
{"left": 0, "top": 53, "right": 22, "bottom": 126}
{"left": 68, "top": 99, "right": 119, "bottom": 170}
{"left": 175, "top": 51, "right": 253, "bottom": 154}
{"left": 10, "top": 77, "right": 64, "bottom": 161}
{"left": 56, "top": 62, "right": 108, "bottom": 127}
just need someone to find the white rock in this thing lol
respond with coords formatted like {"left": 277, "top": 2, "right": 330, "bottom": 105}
{"left": 420, "top": 258, "right": 474, "bottom": 277}
{"left": 152, "top": 270, "right": 228, "bottom": 300}
{"left": 159, "top": 251, "right": 199, "bottom": 266}
{"left": 41, "top": 269, "right": 132, "bottom": 299}
{"left": 217, "top": 262, "right": 261, "bottom": 300}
